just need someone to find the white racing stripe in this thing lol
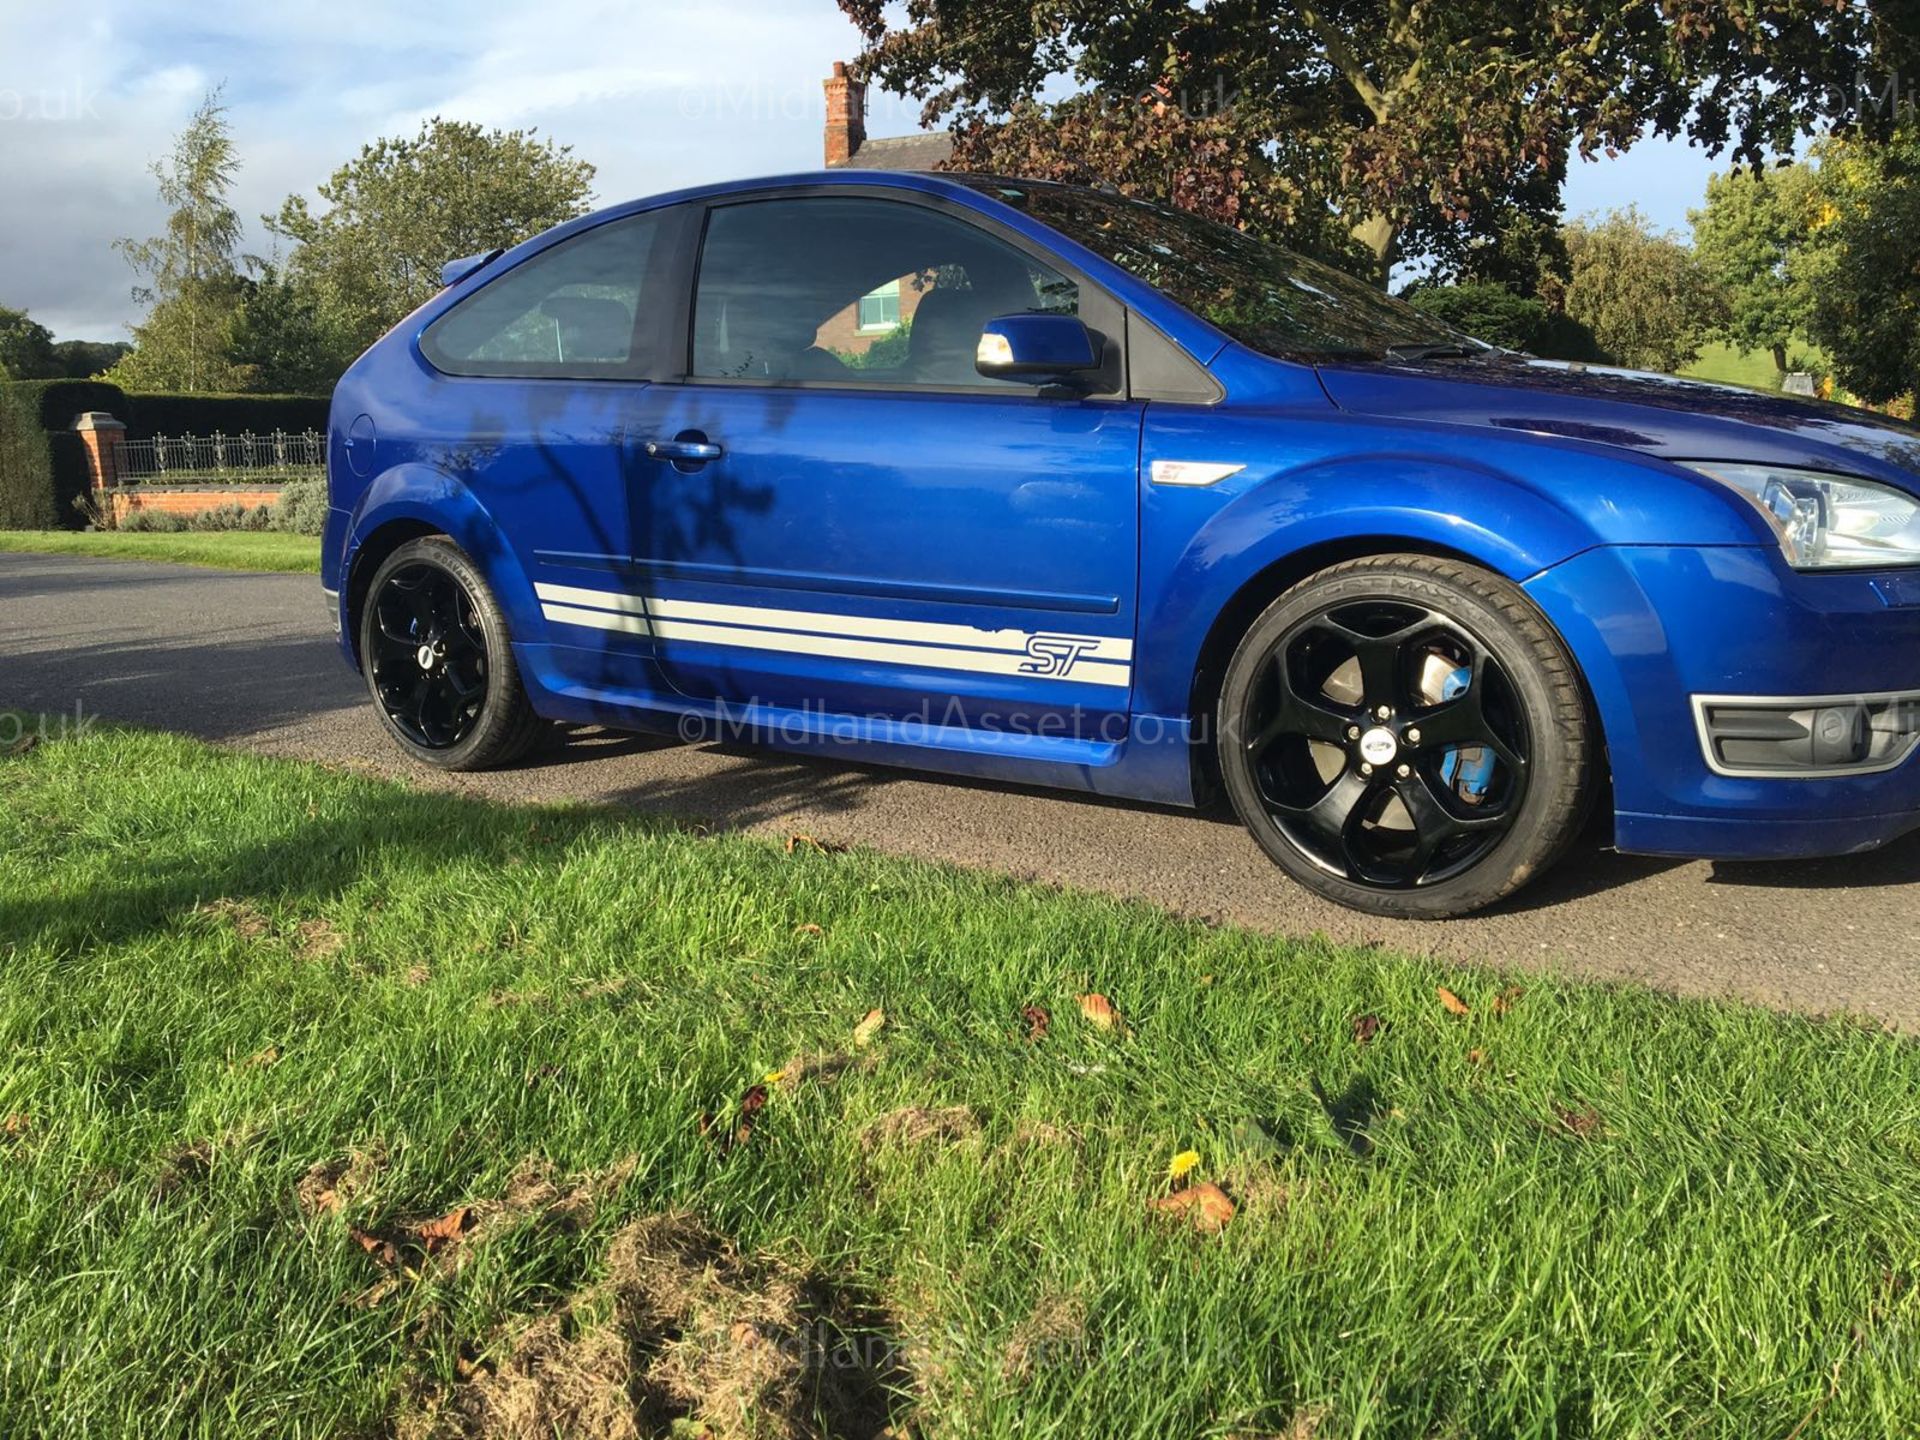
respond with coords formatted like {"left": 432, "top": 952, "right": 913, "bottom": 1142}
{"left": 534, "top": 581, "right": 1131, "bottom": 687}
{"left": 540, "top": 602, "right": 653, "bottom": 637}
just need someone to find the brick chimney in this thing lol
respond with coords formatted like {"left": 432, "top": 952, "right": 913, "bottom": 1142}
{"left": 823, "top": 60, "right": 866, "bottom": 166}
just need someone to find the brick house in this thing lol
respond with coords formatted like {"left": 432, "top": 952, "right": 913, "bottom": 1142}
{"left": 814, "top": 62, "right": 956, "bottom": 358}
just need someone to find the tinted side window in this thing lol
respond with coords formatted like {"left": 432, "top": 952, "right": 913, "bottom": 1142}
{"left": 692, "top": 198, "right": 1079, "bottom": 389}
{"left": 422, "top": 212, "right": 664, "bottom": 378}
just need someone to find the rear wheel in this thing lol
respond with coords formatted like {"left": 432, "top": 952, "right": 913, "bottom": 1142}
{"left": 358, "top": 537, "right": 544, "bottom": 771}
{"left": 1217, "top": 554, "right": 1591, "bottom": 918}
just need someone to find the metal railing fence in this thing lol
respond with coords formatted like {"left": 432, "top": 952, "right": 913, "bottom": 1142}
{"left": 115, "top": 429, "right": 325, "bottom": 485}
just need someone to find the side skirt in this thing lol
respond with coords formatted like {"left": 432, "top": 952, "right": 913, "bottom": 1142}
{"left": 513, "top": 642, "right": 1199, "bottom": 808}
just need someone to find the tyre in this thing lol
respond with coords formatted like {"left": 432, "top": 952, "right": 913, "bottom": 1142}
{"left": 1217, "top": 554, "right": 1592, "bottom": 918}
{"left": 358, "top": 536, "right": 545, "bottom": 771}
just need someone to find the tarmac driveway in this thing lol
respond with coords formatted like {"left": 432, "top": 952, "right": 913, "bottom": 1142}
{"left": 6, "top": 550, "right": 1918, "bottom": 1028}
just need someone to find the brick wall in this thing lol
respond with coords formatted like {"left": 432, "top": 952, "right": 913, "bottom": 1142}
{"left": 813, "top": 278, "right": 932, "bottom": 358}
{"left": 103, "top": 485, "right": 285, "bottom": 524}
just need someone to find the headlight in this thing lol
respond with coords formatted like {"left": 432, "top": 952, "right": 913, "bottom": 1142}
{"left": 1682, "top": 462, "right": 1920, "bottom": 569}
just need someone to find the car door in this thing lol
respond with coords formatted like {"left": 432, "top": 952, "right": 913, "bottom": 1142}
{"left": 619, "top": 191, "right": 1144, "bottom": 743}
{"left": 411, "top": 204, "right": 695, "bottom": 697}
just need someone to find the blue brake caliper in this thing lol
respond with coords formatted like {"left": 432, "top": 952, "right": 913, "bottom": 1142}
{"left": 1436, "top": 665, "right": 1497, "bottom": 803}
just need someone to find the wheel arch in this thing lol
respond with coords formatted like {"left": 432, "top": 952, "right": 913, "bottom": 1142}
{"left": 1181, "top": 536, "right": 1612, "bottom": 820}
{"left": 341, "top": 464, "right": 537, "bottom": 671}
{"left": 344, "top": 519, "right": 444, "bottom": 669}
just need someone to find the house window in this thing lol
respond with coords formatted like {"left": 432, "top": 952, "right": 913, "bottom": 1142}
{"left": 857, "top": 280, "right": 902, "bottom": 332}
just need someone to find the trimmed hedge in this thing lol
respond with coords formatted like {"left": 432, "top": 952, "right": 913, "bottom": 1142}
{"left": 5, "top": 378, "right": 126, "bottom": 433}
{"left": 0, "top": 382, "right": 107, "bottom": 529}
{"left": 0, "top": 384, "right": 55, "bottom": 527}
{"left": 0, "top": 381, "right": 331, "bottom": 530}
{"left": 125, "top": 392, "right": 330, "bottom": 439}
{"left": 0, "top": 379, "right": 330, "bottom": 440}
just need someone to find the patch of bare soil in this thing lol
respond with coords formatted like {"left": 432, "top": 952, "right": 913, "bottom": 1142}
{"left": 860, "top": 1106, "right": 979, "bottom": 1151}
{"left": 295, "top": 1143, "right": 388, "bottom": 1216}
{"left": 150, "top": 1138, "right": 214, "bottom": 1201}
{"left": 407, "top": 1212, "right": 908, "bottom": 1440}
{"left": 295, "top": 917, "right": 344, "bottom": 960}
{"left": 197, "top": 897, "right": 270, "bottom": 940}
{"left": 1002, "top": 1291, "right": 1086, "bottom": 1379}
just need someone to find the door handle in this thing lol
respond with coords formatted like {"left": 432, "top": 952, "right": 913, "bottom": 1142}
{"left": 644, "top": 437, "right": 723, "bottom": 464}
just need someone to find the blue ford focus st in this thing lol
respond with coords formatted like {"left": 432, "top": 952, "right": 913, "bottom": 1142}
{"left": 321, "top": 170, "right": 1920, "bottom": 917}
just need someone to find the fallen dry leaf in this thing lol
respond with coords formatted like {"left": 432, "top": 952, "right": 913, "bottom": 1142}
{"left": 784, "top": 833, "right": 824, "bottom": 855}
{"left": 2, "top": 1113, "right": 29, "bottom": 1138}
{"left": 1436, "top": 986, "right": 1471, "bottom": 1017}
{"left": 415, "top": 1205, "right": 474, "bottom": 1254}
{"left": 793, "top": 923, "right": 823, "bottom": 937}
{"left": 1352, "top": 1013, "right": 1381, "bottom": 1046}
{"left": 735, "top": 1084, "right": 770, "bottom": 1145}
{"left": 1149, "top": 1182, "right": 1235, "bottom": 1234}
{"left": 242, "top": 1045, "right": 281, "bottom": 1069}
{"left": 852, "top": 1007, "right": 885, "bottom": 1049}
{"left": 1022, "top": 1004, "right": 1051, "bottom": 1042}
{"left": 1077, "top": 993, "right": 1121, "bottom": 1032}
{"left": 1467, "top": 1047, "right": 1488, "bottom": 1066}
{"left": 351, "top": 1227, "right": 399, "bottom": 1267}
{"left": 1493, "top": 985, "right": 1526, "bottom": 1016}
{"left": 4, "top": 734, "right": 37, "bottom": 757}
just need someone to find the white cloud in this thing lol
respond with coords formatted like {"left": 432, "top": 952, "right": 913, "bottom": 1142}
{"left": 0, "top": 0, "right": 891, "bottom": 338}
{"left": 0, "top": 0, "right": 1720, "bottom": 341}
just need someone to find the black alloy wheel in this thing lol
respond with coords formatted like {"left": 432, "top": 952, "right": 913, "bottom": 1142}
{"left": 359, "top": 537, "right": 544, "bottom": 771}
{"left": 367, "top": 561, "right": 489, "bottom": 749}
{"left": 1218, "top": 554, "right": 1592, "bottom": 918}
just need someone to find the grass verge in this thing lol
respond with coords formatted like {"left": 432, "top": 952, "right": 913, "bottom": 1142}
{"left": 2, "top": 717, "right": 1917, "bottom": 1438}
{"left": 0, "top": 529, "right": 320, "bottom": 573}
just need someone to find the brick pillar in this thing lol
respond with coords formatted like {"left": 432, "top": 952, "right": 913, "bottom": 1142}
{"left": 73, "top": 412, "right": 127, "bottom": 490}
{"left": 824, "top": 60, "right": 865, "bottom": 166}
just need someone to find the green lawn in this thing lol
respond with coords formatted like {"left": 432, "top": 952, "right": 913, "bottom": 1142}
{"left": 0, "top": 529, "right": 320, "bottom": 573}
{"left": 3, "top": 719, "right": 1919, "bottom": 1438}
{"left": 1680, "top": 339, "right": 1833, "bottom": 394}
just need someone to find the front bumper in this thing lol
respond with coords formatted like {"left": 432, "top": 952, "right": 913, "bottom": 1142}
{"left": 1526, "top": 545, "right": 1920, "bottom": 861}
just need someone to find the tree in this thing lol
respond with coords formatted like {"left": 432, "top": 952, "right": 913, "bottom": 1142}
{"left": 1801, "top": 129, "right": 1920, "bottom": 407}
{"left": 0, "top": 307, "right": 58, "bottom": 379}
{"left": 1689, "top": 164, "right": 1818, "bottom": 375}
{"left": 947, "top": 91, "right": 1366, "bottom": 268}
{"left": 841, "top": 0, "right": 1912, "bottom": 284}
{"left": 48, "top": 339, "right": 132, "bottom": 379}
{"left": 267, "top": 118, "right": 596, "bottom": 367}
{"left": 1563, "top": 208, "right": 1725, "bottom": 374}
{"left": 1420, "top": 161, "right": 1572, "bottom": 304}
{"left": 224, "top": 266, "right": 340, "bottom": 394}
{"left": 110, "top": 88, "right": 250, "bottom": 392}
{"left": 1403, "top": 281, "right": 1604, "bottom": 360}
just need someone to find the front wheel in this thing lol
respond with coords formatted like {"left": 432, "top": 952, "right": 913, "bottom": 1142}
{"left": 358, "top": 537, "right": 545, "bottom": 771}
{"left": 1217, "top": 554, "right": 1592, "bottom": 918}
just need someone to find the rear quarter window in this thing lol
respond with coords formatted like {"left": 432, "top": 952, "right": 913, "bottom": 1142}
{"left": 421, "top": 211, "right": 666, "bottom": 379}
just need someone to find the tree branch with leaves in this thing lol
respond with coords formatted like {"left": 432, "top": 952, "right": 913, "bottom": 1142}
{"left": 840, "top": 0, "right": 1914, "bottom": 283}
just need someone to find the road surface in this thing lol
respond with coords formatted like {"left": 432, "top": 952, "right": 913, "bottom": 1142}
{"left": 6, "top": 550, "right": 1917, "bottom": 1027}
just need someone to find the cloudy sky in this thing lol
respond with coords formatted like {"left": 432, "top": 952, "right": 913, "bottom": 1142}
{"left": 0, "top": 0, "right": 1718, "bottom": 341}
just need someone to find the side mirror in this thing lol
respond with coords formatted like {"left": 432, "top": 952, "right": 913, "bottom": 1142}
{"left": 975, "top": 313, "right": 1102, "bottom": 383}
